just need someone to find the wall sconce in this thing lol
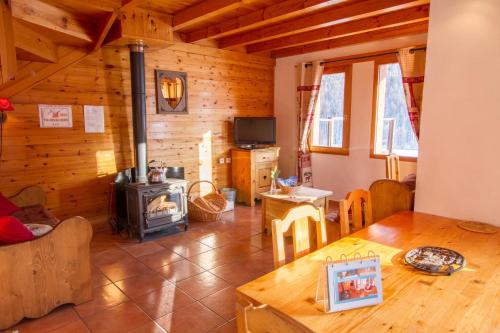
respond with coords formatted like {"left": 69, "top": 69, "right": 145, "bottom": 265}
{"left": 0, "top": 98, "right": 14, "bottom": 159}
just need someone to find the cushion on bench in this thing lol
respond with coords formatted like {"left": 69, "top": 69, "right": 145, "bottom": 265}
{"left": 12, "top": 205, "right": 60, "bottom": 227}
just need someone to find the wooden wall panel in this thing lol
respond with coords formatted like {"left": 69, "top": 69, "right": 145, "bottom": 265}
{"left": 0, "top": 43, "right": 274, "bottom": 228}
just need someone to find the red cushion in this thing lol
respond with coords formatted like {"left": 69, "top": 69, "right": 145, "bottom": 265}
{"left": 0, "top": 193, "right": 20, "bottom": 215}
{"left": 0, "top": 216, "right": 35, "bottom": 244}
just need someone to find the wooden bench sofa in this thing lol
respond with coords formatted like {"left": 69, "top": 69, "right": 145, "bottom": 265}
{"left": 0, "top": 186, "right": 93, "bottom": 330}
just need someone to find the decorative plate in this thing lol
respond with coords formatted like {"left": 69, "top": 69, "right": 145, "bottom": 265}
{"left": 404, "top": 246, "right": 465, "bottom": 275}
{"left": 457, "top": 221, "right": 498, "bottom": 234}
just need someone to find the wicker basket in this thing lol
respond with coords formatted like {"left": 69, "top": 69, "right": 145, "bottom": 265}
{"left": 188, "top": 180, "right": 227, "bottom": 222}
{"left": 279, "top": 184, "right": 300, "bottom": 195}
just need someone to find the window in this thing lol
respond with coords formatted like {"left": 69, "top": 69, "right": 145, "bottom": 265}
{"left": 372, "top": 60, "right": 418, "bottom": 159}
{"left": 310, "top": 65, "right": 351, "bottom": 155}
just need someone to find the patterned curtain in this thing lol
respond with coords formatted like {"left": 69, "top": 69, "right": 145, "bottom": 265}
{"left": 296, "top": 61, "right": 324, "bottom": 187}
{"left": 397, "top": 47, "right": 426, "bottom": 140}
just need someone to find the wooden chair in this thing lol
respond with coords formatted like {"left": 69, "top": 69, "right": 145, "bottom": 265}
{"left": 386, "top": 154, "right": 400, "bottom": 181}
{"left": 271, "top": 204, "right": 327, "bottom": 269}
{"left": 369, "top": 179, "right": 414, "bottom": 222}
{"left": 339, "top": 189, "right": 373, "bottom": 238}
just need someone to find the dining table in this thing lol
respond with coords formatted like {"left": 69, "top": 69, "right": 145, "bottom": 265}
{"left": 236, "top": 211, "right": 500, "bottom": 332}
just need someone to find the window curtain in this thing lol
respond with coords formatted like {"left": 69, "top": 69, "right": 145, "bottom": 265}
{"left": 296, "top": 61, "right": 324, "bottom": 187}
{"left": 397, "top": 47, "right": 426, "bottom": 140}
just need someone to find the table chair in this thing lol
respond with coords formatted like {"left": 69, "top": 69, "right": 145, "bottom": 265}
{"left": 386, "top": 154, "right": 401, "bottom": 181}
{"left": 369, "top": 179, "right": 414, "bottom": 222}
{"left": 271, "top": 203, "right": 327, "bottom": 268}
{"left": 339, "top": 189, "right": 373, "bottom": 238}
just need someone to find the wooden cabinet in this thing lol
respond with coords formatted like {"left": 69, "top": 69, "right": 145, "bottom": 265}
{"left": 231, "top": 147, "right": 280, "bottom": 206}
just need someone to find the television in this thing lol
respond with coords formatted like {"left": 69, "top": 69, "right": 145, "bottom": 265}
{"left": 234, "top": 117, "right": 276, "bottom": 147}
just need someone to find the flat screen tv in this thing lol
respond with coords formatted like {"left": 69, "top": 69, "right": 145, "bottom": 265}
{"left": 234, "top": 117, "right": 276, "bottom": 147}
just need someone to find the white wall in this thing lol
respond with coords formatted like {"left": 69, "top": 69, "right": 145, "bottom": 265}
{"left": 275, "top": 34, "right": 426, "bottom": 200}
{"left": 415, "top": 0, "right": 500, "bottom": 226}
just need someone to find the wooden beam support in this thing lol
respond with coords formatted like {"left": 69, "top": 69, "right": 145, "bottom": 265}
{"left": 218, "top": 0, "right": 422, "bottom": 48}
{"left": 182, "top": 0, "right": 344, "bottom": 43}
{"left": 43, "top": 0, "right": 122, "bottom": 13}
{"left": 0, "top": 46, "right": 87, "bottom": 98}
{"left": 104, "top": 8, "right": 173, "bottom": 49}
{"left": 121, "top": 0, "right": 142, "bottom": 12}
{"left": 247, "top": 4, "right": 429, "bottom": 53}
{"left": 0, "top": 0, "right": 16, "bottom": 84}
{"left": 92, "top": 11, "right": 118, "bottom": 51}
{"left": 271, "top": 21, "right": 428, "bottom": 58}
{"left": 13, "top": 20, "right": 58, "bottom": 63}
{"left": 11, "top": 0, "right": 93, "bottom": 45}
{"left": 173, "top": 0, "right": 243, "bottom": 31}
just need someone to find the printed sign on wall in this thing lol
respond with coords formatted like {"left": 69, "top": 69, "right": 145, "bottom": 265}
{"left": 84, "top": 105, "right": 105, "bottom": 133}
{"left": 39, "top": 104, "right": 73, "bottom": 128}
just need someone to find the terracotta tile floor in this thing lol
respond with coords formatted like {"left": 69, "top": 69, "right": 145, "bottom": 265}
{"left": 2, "top": 205, "right": 285, "bottom": 333}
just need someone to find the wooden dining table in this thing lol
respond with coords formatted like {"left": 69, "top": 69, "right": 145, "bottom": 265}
{"left": 236, "top": 212, "right": 500, "bottom": 332}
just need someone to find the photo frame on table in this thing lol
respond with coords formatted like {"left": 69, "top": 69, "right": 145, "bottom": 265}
{"left": 316, "top": 252, "right": 383, "bottom": 313}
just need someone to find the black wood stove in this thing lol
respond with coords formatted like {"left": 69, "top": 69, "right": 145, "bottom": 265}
{"left": 126, "top": 180, "right": 188, "bottom": 241}
{"left": 122, "top": 42, "right": 188, "bottom": 240}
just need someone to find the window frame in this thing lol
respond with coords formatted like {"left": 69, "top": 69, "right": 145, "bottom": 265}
{"left": 309, "top": 64, "right": 352, "bottom": 156}
{"left": 370, "top": 56, "right": 417, "bottom": 162}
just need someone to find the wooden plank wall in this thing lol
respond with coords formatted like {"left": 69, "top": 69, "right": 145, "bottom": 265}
{"left": 0, "top": 43, "right": 274, "bottom": 228}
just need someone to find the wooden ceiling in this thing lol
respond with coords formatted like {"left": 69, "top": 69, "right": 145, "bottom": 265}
{"left": 0, "top": 0, "right": 429, "bottom": 97}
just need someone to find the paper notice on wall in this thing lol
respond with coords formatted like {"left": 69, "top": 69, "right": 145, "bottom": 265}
{"left": 39, "top": 104, "right": 73, "bottom": 128}
{"left": 84, "top": 105, "right": 105, "bottom": 133}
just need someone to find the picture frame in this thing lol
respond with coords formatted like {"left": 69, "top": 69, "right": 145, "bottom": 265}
{"left": 155, "top": 69, "right": 188, "bottom": 114}
{"left": 326, "top": 254, "right": 383, "bottom": 312}
{"left": 38, "top": 104, "right": 73, "bottom": 128}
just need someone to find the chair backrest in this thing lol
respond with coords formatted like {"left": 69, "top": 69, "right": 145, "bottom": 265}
{"left": 271, "top": 204, "right": 327, "bottom": 268}
{"left": 339, "top": 189, "right": 373, "bottom": 238}
{"left": 369, "top": 179, "right": 414, "bottom": 222}
{"left": 386, "top": 154, "right": 400, "bottom": 181}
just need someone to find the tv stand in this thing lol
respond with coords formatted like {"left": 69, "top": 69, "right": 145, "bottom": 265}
{"left": 231, "top": 147, "right": 280, "bottom": 206}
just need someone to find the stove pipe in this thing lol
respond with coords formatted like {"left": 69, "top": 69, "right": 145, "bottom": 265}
{"left": 129, "top": 42, "right": 148, "bottom": 183}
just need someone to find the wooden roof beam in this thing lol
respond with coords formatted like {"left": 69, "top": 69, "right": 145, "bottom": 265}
{"left": 182, "top": 0, "right": 345, "bottom": 43}
{"left": 271, "top": 21, "right": 428, "bottom": 58}
{"left": 92, "top": 11, "right": 118, "bottom": 51}
{"left": 13, "top": 20, "right": 58, "bottom": 63}
{"left": 173, "top": 0, "right": 244, "bottom": 31}
{"left": 0, "top": 46, "right": 87, "bottom": 98}
{"left": 218, "top": 0, "right": 423, "bottom": 49}
{"left": 11, "top": 0, "right": 94, "bottom": 45}
{"left": 0, "top": 0, "right": 17, "bottom": 84}
{"left": 247, "top": 4, "right": 429, "bottom": 53}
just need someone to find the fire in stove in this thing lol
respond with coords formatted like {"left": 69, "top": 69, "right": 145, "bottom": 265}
{"left": 148, "top": 195, "right": 178, "bottom": 218}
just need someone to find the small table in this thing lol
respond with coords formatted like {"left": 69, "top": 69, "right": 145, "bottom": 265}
{"left": 260, "top": 186, "right": 333, "bottom": 234}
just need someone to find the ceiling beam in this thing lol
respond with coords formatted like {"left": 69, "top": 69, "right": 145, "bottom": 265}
{"left": 247, "top": 4, "right": 429, "bottom": 53}
{"left": 92, "top": 11, "right": 118, "bottom": 51}
{"left": 271, "top": 21, "right": 428, "bottom": 58}
{"left": 173, "top": 0, "right": 243, "bottom": 31}
{"left": 43, "top": 0, "right": 123, "bottom": 13}
{"left": 0, "top": 46, "right": 87, "bottom": 98}
{"left": 218, "top": 0, "right": 421, "bottom": 49}
{"left": 121, "top": 0, "right": 143, "bottom": 12}
{"left": 13, "top": 20, "right": 58, "bottom": 63}
{"left": 11, "top": 0, "right": 94, "bottom": 45}
{"left": 182, "top": 0, "right": 344, "bottom": 43}
{"left": 0, "top": 0, "right": 16, "bottom": 84}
